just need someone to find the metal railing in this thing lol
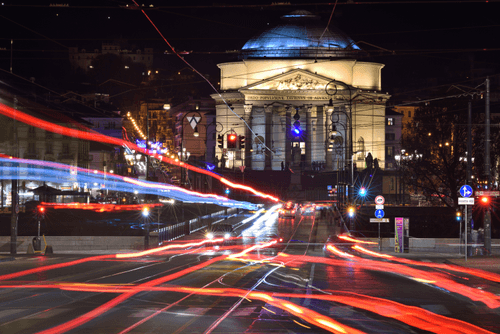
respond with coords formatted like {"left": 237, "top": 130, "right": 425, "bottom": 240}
{"left": 157, "top": 208, "right": 237, "bottom": 244}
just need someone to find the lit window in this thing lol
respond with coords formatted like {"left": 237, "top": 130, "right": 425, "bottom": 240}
{"left": 387, "top": 118, "right": 394, "bottom": 126}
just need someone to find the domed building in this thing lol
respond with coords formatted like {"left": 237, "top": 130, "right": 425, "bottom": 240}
{"left": 212, "top": 10, "right": 389, "bottom": 176}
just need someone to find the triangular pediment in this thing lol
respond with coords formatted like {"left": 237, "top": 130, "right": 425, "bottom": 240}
{"left": 241, "top": 69, "right": 333, "bottom": 91}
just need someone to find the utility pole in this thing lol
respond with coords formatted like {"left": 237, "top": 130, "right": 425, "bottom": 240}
{"left": 484, "top": 77, "right": 491, "bottom": 254}
{"left": 146, "top": 100, "right": 149, "bottom": 183}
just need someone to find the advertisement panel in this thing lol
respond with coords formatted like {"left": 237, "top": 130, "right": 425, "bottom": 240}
{"left": 404, "top": 218, "right": 410, "bottom": 253}
{"left": 395, "top": 217, "right": 403, "bottom": 253}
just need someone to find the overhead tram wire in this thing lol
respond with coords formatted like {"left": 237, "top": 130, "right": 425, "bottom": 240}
{"left": 131, "top": 0, "right": 274, "bottom": 155}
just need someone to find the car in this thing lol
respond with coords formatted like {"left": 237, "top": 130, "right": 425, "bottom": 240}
{"left": 299, "top": 202, "right": 316, "bottom": 216}
{"left": 205, "top": 224, "right": 237, "bottom": 245}
{"left": 278, "top": 201, "right": 297, "bottom": 218}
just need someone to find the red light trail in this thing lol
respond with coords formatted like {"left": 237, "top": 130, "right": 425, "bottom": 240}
{"left": 0, "top": 240, "right": 498, "bottom": 333}
{"left": 0, "top": 103, "right": 279, "bottom": 202}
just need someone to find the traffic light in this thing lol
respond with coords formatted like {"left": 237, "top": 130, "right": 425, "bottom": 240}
{"left": 37, "top": 206, "right": 45, "bottom": 220}
{"left": 292, "top": 120, "right": 302, "bottom": 136}
{"left": 239, "top": 136, "right": 245, "bottom": 150}
{"left": 456, "top": 210, "right": 462, "bottom": 221}
{"left": 328, "top": 136, "right": 334, "bottom": 151}
{"left": 142, "top": 206, "right": 149, "bottom": 217}
{"left": 480, "top": 196, "right": 490, "bottom": 206}
{"left": 227, "top": 133, "right": 237, "bottom": 149}
{"left": 347, "top": 206, "right": 355, "bottom": 218}
{"left": 225, "top": 188, "right": 230, "bottom": 194}
{"left": 217, "top": 134, "right": 223, "bottom": 148}
{"left": 359, "top": 187, "right": 367, "bottom": 197}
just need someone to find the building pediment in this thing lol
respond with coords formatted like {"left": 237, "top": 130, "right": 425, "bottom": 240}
{"left": 241, "top": 69, "right": 335, "bottom": 92}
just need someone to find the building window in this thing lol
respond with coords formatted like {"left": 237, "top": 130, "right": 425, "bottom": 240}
{"left": 386, "top": 146, "right": 394, "bottom": 158}
{"left": 62, "top": 143, "right": 70, "bottom": 154}
{"left": 385, "top": 133, "right": 395, "bottom": 141}
{"left": 408, "top": 110, "right": 412, "bottom": 118}
{"left": 387, "top": 118, "right": 394, "bottom": 126}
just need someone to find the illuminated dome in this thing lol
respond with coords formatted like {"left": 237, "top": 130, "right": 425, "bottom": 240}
{"left": 241, "top": 10, "right": 361, "bottom": 59}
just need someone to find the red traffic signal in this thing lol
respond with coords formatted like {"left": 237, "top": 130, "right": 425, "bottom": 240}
{"left": 37, "top": 206, "right": 45, "bottom": 219}
{"left": 480, "top": 196, "right": 490, "bottom": 205}
{"left": 227, "top": 133, "right": 237, "bottom": 149}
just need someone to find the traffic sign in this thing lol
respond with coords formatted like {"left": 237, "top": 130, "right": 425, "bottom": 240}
{"left": 374, "top": 195, "right": 385, "bottom": 205}
{"left": 475, "top": 190, "right": 500, "bottom": 197}
{"left": 375, "top": 204, "right": 384, "bottom": 210}
{"left": 458, "top": 197, "right": 474, "bottom": 205}
{"left": 459, "top": 185, "right": 473, "bottom": 198}
{"left": 375, "top": 209, "right": 385, "bottom": 219}
{"left": 370, "top": 218, "right": 389, "bottom": 223}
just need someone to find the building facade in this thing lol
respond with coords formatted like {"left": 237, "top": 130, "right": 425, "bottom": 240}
{"left": 212, "top": 11, "right": 389, "bottom": 172}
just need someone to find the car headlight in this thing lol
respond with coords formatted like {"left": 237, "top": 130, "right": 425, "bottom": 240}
{"left": 224, "top": 233, "right": 230, "bottom": 239}
{"left": 207, "top": 232, "right": 214, "bottom": 239}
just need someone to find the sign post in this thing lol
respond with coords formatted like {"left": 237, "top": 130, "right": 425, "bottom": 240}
{"left": 459, "top": 185, "right": 474, "bottom": 261}
{"left": 374, "top": 195, "right": 385, "bottom": 251}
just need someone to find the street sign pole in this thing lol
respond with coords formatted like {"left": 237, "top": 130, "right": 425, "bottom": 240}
{"left": 378, "top": 222, "right": 381, "bottom": 251}
{"left": 465, "top": 206, "right": 468, "bottom": 262}
{"left": 374, "top": 195, "right": 385, "bottom": 251}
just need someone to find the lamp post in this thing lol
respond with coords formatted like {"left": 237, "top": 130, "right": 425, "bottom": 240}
{"left": 178, "top": 148, "right": 191, "bottom": 187}
{"left": 328, "top": 120, "right": 347, "bottom": 206}
{"left": 142, "top": 206, "right": 150, "bottom": 249}
{"left": 395, "top": 151, "right": 406, "bottom": 205}
{"left": 178, "top": 111, "right": 202, "bottom": 187}
{"left": 326, "top": 80, "right": 354, "bottom": 204}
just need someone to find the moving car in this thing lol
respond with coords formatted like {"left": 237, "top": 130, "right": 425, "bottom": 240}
{"left": 299, "top": 202, "right": 316, "bottom": 216}
{"left": 205, "top": 224, "right": 237, "bottom": 245}
{"left": 278, "top": 201, "right": 297, "bottom": 218}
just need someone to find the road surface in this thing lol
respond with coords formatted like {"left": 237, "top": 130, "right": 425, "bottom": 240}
{"left": 0, "top": 205, "right": 499, "bottom": 333}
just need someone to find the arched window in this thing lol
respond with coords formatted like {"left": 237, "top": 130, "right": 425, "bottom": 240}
{"left": 357, "top": 137, "right": 365, "bottom": 160}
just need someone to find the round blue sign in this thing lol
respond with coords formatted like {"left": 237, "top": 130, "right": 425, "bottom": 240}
{"left": 375, "top": 209, "right": 385, "bottom": 219}
{"left": 459, "top": 185, "right": 473, "bottom": 198}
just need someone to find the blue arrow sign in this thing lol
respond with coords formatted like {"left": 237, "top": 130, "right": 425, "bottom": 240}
{"left": 459, "top": 185, "right": 473, "bottom": 198}
{"left": 375, "top": 209, "right": 385, "bottom": 219}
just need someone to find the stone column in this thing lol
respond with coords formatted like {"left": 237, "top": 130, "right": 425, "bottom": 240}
{"left": 244, "top": 104, "right": 252, "bottom": 169}
{"left": 264, "top": 105, "right": 273, "bottom": 170}
{"left": 285, "top": 106, "right": 292, "bottom": 170}
{"left": 325, "top": 106, "right": 333, "bottom": 170}
{"left": 305, "top": 105, "right": 313, "bottom": 170}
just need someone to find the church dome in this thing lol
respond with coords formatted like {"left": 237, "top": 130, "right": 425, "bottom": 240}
{"left": 241, "top": 10, "right": 361, "bottom": 59}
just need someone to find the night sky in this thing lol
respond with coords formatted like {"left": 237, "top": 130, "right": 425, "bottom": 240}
{"left": 1, "top": 1, "right": 499, "bottom": 100}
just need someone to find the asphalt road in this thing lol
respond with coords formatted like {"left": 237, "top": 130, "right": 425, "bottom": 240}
{"left": 0, "top": 206, "right": 499, "bottom": 333}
